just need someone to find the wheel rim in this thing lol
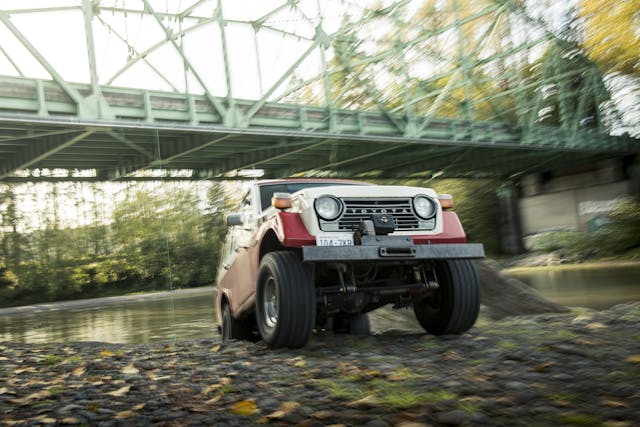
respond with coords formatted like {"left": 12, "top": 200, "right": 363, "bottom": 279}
{"left": 263, "top": 277, "right": 278, "bottom": 328}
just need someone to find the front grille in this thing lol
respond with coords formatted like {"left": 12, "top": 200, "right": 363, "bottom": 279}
{"left": 338, "top": 198, "right": 419, "bottom": 231}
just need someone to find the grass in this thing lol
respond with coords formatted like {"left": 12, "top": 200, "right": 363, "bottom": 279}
{"left": 496, "top": 340, "right": 519, "bottom": 351}
{"left": 556, "top": 413, "right": 602, "bottom": 426}
{"left": 316, "top": 379, "right": 365, "bottom": 400}
{"left": 43, "top": 355, "right": 63, "bottom": 365}
{"left": 317, "top": 378, "right": 457, "bottom": 409}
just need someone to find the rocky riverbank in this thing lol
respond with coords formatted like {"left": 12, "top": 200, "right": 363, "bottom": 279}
{"left": 2, "top": 303, "right": 640, "bottom": 426}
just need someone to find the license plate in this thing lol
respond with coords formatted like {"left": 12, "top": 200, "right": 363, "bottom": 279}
{"left": 316, "top": 234, "right": 354, "bottom": 247}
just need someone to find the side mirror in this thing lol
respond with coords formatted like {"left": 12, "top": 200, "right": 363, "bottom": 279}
{"left": 226, "top": 213, "right": 244, "bottom": 227}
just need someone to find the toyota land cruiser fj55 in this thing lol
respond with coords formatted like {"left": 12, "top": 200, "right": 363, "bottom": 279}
{"left": 216, "top": 179, "right": 484, "bottom": 348}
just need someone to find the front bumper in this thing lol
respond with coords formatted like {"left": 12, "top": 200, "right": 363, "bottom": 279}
{"left": 302, "top": 238, "right": 484, "bottom": 262}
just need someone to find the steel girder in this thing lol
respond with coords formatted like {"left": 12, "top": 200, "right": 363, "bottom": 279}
{"left": 0, "top": 0, "right": 637, "bottom": 182}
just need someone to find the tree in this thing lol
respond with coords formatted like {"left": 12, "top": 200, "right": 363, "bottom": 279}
{"left": 580, "top": 0, "right": 640, "bottom": 77}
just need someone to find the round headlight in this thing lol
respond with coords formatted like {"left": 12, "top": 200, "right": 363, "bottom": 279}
{"left": 413, "top": 195, "right": 437, "bottom": 219}
{"left": 314, "top": 196, "right": 343, "bottom": 221}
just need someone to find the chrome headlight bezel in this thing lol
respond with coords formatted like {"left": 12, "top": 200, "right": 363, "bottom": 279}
{"left": 314, "top": 195, "right": 343, "bottom": 221}
{"left": 413, "top": 195, "right": 437, "bottom": 219}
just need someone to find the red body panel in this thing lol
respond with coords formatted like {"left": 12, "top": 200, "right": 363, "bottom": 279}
{"left": 412, "top": 211, "right": 467, "bottom": 244}
{"left": 275, "top": 211, "right": 316, "bottom": 247}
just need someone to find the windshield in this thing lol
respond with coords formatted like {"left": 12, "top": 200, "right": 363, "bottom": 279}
{"left": 259, "top": 182, "right": 363, "bottom": 211}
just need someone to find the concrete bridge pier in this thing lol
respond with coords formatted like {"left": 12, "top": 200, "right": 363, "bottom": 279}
{"left": 497, "top": 182, "right": 525, "bottom": 255}
{"left": 511, "top": 157, "right": 637, "bottom": 252}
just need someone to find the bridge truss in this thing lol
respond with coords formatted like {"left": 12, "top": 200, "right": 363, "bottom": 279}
{"left": 0, "top": 0, "right": 636, "bottom": 181}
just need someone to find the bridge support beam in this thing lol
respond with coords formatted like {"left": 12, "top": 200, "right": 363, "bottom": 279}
{"left": 497, "top": 182, "right": 525, "bottom": 255}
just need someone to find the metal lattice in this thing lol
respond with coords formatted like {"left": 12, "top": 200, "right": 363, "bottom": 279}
{"left": 0, "top": 0, "right": 636, "bottom": 181}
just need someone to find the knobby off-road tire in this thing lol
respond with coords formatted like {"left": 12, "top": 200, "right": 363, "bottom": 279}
{"left": 413, "top": 259, "right": 480, "bottom": 335}
{"left": 221, "top": 304, "right": 252, "bottom": 342}
{"left": 256, "top": 251, "right": 316, "bottom": 348}
{"left": 333, "top": 313, "right": 371, "bottom": 335}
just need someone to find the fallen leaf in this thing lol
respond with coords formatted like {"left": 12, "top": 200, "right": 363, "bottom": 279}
{"left": 72, "top": 367, "right": 85, "bottom": 377}
{"left": 14, "top": 366, "right": 37, "bottom": 374}
{"left": 11, "top": 390, "right": 51, "bottom": 406}
{"left": 30, "top": 415, "right": 56, "bottom": 424}
{"left": 60, "top": 417, "right": 81, "bottom": 425}
{"left": 266, "top": 401, "right": 300, "bottom": 419}
{"left": 530, "top": 361, "right": 556, "bottom": 372}
{"left": 229, "top": 399, "right": 258, "bottom": 416}
{"left": 586, "top": 322, "right": 608, "bottom": 330}
{"left": 312, "top": 410, "right": 334, "bottom": 420}
{"left": 132, "top": 403, "right": 145, "bottom": 411}
{"left": 121, "top": 364, "right": 139, "bottom": 375}
{"left": 347, "top": 394, "right": 378, "bottom": 408}
{"left": 600, "top": 399, "right": 628, "bottom": 408}
{"left": 625, "top": 355, "right": 640, "bottom": 364}
{"left": 266, "top": 410, "right": 287, "bottom": 420}
{"left": 0, "top": 387, "right": 11, "bottom": 395}
{"left": 99, "top": 350, "right": 114, "bottom": 357}
{"left": 210, "top": 345, "right": 221, "bottom": 352}
{"left": 202, "top": 384, "right": 222, "bottom": 395}
{"left": 205, "top": 394, "right": 223, "bottom": 404}
{"left": 115, "top": 410, "right": 135, "bottom": 419}
{"left": 107, "top": 385, "right": 131, "bottom": 397}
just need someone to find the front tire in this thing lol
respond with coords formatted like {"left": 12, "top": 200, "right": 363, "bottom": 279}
{"left": 255, "top": 251, "right": 316, "bottom": 348}
{"left": 413, "top": 259, "right": 480, "bottom": 335}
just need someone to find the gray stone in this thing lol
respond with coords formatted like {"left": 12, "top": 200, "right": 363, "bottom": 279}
{"left": 365, "top": 419, "right": 390, "bottom": 427}
{"left": 505, "top": 381, "right": 529, "bottom": 391}
{"left": 58, "top": 404, "right": 83, "bottom": 414}
{"left": 436, "top": 410, "right": 472, "bottom": 425}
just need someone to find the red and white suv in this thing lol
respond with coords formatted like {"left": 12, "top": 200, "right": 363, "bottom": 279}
{"left": 216, "top": 179, "right": 484, "bottom": 348}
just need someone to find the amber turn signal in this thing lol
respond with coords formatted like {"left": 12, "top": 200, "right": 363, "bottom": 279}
{"left": 272, "top": 192, "right": 292, "bottom": 209}
{"left": 437, "top": 194, "right": 454, "bottom": 209}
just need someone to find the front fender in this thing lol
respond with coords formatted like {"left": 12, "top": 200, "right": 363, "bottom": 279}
{"left": 268, "top": 211, "right": 316, "bottom": 248}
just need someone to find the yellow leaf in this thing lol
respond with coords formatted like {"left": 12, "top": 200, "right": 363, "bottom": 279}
{"left": 279, "top": 401, "right": 300, "bottom": 413}
{"left": 115, "top": 410, "right": 135, "bottom": 419}
{"left": 132, "top": 403, "right": 145, "bottom": 411}
{"left": 100, "top": 350, "right": 114, "bottom": 357}
{"left": 121, "top": 364, "right": 139, "bottom": 375}
{"left": 107, "top": 385, "right": 131, "bottom": 397}
{"left": 625, "top": 355, "right": 640, "bottom": 364}
{"left": 229, "top": 399, "right": 258, "bottom": 416}
{"left": 210, "top": 345, "right": 221, "bottom": 352}
{"left": 72, "top": 367, "right": 85, "bottom": 377}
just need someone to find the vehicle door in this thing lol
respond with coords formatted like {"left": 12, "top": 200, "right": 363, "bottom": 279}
{"left": 224, "top": 189, "right": 259, "bottom": 311}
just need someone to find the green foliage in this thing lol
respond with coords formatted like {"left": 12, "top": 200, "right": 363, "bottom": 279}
{"left": 527, "top": 200, "right": 640, "bottom": 259}
{"left": 526, "top": 231, "right": 582, "bottom": 252}
{"left": 420, "top": 178, "right": 502, "bottom": 254}
{"left": 0, "top": 182, "right": 228, "bottom": 308}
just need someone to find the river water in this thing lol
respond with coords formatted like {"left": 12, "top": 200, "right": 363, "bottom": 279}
{"left": 1, "top": 264, "right": 639, "bottom": 344}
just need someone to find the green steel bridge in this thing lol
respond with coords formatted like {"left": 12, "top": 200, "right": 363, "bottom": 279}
{"left": 0, "top": 0, "right": 637, "bottom": 182}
